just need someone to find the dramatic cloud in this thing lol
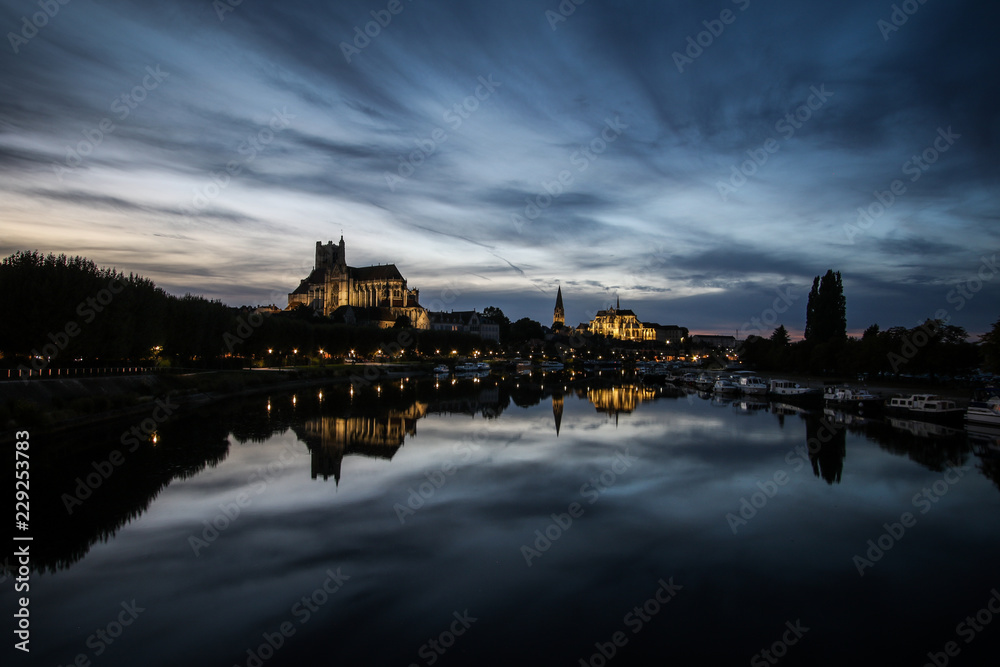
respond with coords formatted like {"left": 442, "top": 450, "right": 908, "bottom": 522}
{"left": 1, "top": 0, "right": 998, "bottom": 336}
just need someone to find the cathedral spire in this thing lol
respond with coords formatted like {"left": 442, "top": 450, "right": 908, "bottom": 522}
{"left": 553, "top": 285, "right": 565, "bottom": 329}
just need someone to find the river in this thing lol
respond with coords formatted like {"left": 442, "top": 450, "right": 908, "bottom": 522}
{"left": 6, "top": 373, "right": 1000, "bottom": 666}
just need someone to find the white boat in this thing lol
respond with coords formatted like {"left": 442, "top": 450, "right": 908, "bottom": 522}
{"left": 823, "top": 386, "right": 882, "bottom": 412}
{"left": 539, "top": 361, "right": 564, "bottom": 370}
{"left": 966, "top": 390, "right": 1000, "bottom": 426}
{"left": 455, "top": 362, "right": 479, "bottom": 372}
{"left": 713, "top": 378, "right": 739, "bottom": 394}
{"left": 737, "top": 375, "right": 768, "bottom": 395}
{"left": 432, "top": 365, "right": 449, "bottom": 374}
{"left": 769, "top": 379, "right": 821, "bottom": 398}
{"left": 694, "top": 373, "right": 715, "bottom": 390}
{"left": 887, "top": 394, "right": 964, "bottom": 424}
{"left": 476, "top": 362, "right": 491, "bottom": 370}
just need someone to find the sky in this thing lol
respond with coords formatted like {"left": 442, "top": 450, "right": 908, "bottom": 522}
{"left": 1, "top": 0, "right": 998, "bottom": 338}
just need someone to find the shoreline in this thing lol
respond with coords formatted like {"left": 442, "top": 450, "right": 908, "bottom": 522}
{"left": 2, "top": 364, "right": 987, "bottom": 437}
{"left": 0, "top": 365, "right": 430, "bottom": 440}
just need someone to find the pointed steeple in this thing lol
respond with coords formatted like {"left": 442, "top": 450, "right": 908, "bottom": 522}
{"left": 616, "top": 294, "right": 620, "bottom": 310}
{"left": 553, "top": 285, "right": 565, "bottom": 329}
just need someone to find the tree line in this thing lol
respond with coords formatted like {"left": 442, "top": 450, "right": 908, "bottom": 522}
{"left": 0, "top": 251, "right": 489, "bottom": 368}
{"left": 739, "top": 269, "right": 997, "bottom": 377}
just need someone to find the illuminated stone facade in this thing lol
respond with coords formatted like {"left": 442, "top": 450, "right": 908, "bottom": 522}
{"left": 588, "top": 300, "right": 656, "bottom": 341}
{"left": 288, "top": 237, "right": 429, "bottom": 328}
{"left": 585, "top": 298, "right": 688, "bottom": 344}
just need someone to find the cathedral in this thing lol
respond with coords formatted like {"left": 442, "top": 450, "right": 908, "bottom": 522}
{"left": 287, "top": 237, "right": 430, "bottom": 328}
{"left": 588, "top": 297, "right": 655, "bottom": 341}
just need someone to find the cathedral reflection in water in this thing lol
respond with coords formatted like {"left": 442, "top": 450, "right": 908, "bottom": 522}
{"left": 299, "top": 404, "right": 427, "bottom": 483}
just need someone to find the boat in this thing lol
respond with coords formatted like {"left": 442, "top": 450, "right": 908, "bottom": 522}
{"left": 539, "top": 361, "right": 564, "bottom": 370}
{"left": 736, "top": 375, "right": 768, "bottom": 396}
{"left": 823, "top": 386, "right": 882, "bottom": 413}
{"left": 886, "top": 394, "right": 965, "bottom": 425}
{"left": 476, "top": 361, "right": 491, "bottom": 371}
{"left": 694, "top": 373, "right": 715, "bottom": 391}
{"left": 432, "top": 364, "right": 449, "bottom": 374}
{"left": 966, "top": 388, "right": 1000, "bottom": 426}
{"left": 769, "top": 379, "right": 821, "bottom": 399}
{"left": 455, "top": 362, "right": 479, "bottom": 372}
{"left": 713, "top": 378, "right": 740, "bottom": 395}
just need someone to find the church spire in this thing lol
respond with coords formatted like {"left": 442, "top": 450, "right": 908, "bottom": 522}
{"left": 553, "top": 285, "right": 565, "bottom": 329}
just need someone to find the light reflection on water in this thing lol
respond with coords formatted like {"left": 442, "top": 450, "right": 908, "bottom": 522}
{"left": 6, "top": 377, "right": 1000, "bottom": 666}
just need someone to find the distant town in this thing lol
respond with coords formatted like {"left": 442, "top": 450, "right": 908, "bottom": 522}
{"left": 274, "top": 237, "right": 730, "bottom": 360}
{"left": 1, "top": 239, "right": 997, "bottom": 382}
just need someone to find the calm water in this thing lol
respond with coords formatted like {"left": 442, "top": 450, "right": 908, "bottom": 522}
{"left": 6, "top": 374, "right": 1000, "bottom": 666}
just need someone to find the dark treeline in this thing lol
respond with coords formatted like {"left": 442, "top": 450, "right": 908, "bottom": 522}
{"left": 740, "top": 269, "right": 995, "bottom": 377}
{"left": 0, "top": 251, "right": 487, "bottom": 368}
{"left": 740, "top": 320, "right": 982, "bottom": 377}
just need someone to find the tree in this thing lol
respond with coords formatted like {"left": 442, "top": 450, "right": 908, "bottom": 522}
{"left": 981, "top": 317, "right": 1000, "bottom": 374}
{"left": 509, "top": 317, "right": 544, "bottom": 345}
{"left": 770, "top": 325, "right": 790, "bottom": 347}
{"left": 804, "top": 270, "right": 846, "bottom": 345}
{"left": 393, "top": 315, "right": 412, "bottom": 329}
{"left": 482, "top": 306, "right": 511, "bottom": 342}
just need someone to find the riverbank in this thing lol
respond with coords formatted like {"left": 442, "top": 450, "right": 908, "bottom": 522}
{"left": 0, "top": 364, "right": 431, "bottom": 437}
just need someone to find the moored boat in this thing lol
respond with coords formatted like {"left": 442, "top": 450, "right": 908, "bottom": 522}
{"left": 768, "top": 379, "right": 822, "bottom": 404}
{"left": 694, "top": 373, "right": 715, "bottom": 391}
{"left": 966, "top": 388, "right": 1000, "bottom": 426}
{"left": 713, "top": 378, "right": 739, "bottom": 394}
{"left": 737, "top": 375, "right": 768, "bottom": 396}
{"left": 823, "top": 385, "right": 882, "bottom": 413}
{"left": 886, "top": 394, "right": 965, "bottom": 425}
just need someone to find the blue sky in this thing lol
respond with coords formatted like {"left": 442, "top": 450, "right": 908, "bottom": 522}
{"left": 1, "top": 0, "right": 998, "bottom": 336}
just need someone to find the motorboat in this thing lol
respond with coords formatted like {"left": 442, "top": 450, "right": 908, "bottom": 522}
{"left": 713, "top": 378, "right": 740, "bottom": 394}
{"left": 694, "top": 373, "right": 715, "bottom": 391}
{"left": 966, "top": 389, "right": 1000, "bottom": 426}
{"left": 737, "top": 375, "right": 768, "bottom": 396}
{"left": 769, "top": 379, "right": 821, "bottom": 398}
{"left": 886, "top": 394, "right": 965, "bottom": 425}
{"left": 823, "top": 386, "right": 882, "bottom": 413}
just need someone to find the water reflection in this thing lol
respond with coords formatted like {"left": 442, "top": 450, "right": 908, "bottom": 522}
{"left": 296, "top": 405, "right": 426, "bottom": 483}
{"left": 11, "top": 375, "right": 1000, "bottom": 667}
{"left": 586, "top": 385, "right": 659, "bottom": 416}
{"left": 805, "top": 414, "right": 847, "bottom": 484}
{"left": 16, "top": 375, "right": 1000, "bottom": 574}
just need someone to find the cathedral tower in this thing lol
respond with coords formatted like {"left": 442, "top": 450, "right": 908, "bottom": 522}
{"left": 553, "top": 285, "right": 565, "bottom": 329}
